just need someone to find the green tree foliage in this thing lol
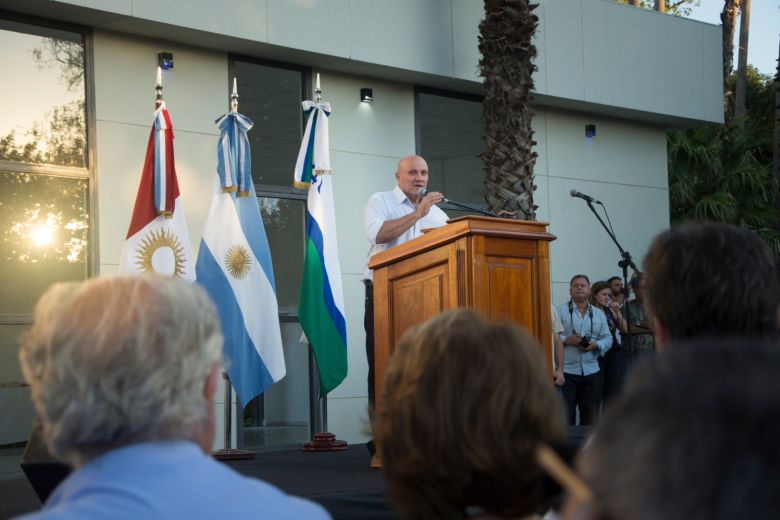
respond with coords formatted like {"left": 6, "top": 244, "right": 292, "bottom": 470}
{"left": 0, "top": 38, "right": 86, "bottom": 167}
{"left": 668, "top": 67, "right": 779, "bottom": 252}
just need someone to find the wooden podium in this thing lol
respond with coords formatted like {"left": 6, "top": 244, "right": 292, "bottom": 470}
{"left": 368, "top": 215, "right": 556, "bottom": 412}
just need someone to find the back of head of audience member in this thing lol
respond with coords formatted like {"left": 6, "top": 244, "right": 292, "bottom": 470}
{"left": 19, "top": 275, "right": 223, "bottom": 467}
{"left": 643, "top": 221, "right": 779, "bottom": 348}
{"left": 375, "top": 309, "right": 566, "bottom": 520}
{"left": 576, "top": 338, "right": 780, "bottom": 520}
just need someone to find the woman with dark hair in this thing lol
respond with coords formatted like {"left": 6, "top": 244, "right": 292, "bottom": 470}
{"left": 374, "top": 309, "right": 566, "bottom": 520}
{"left": 590, "top": 280, "right": 626, "bottom": 405}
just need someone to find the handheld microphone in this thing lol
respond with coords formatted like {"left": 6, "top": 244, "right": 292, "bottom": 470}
{"left": 417, "top": 188, "right": 445, "bottom": 202}
{"left": 570, "top": 189, "right": 600, "bottom": 204}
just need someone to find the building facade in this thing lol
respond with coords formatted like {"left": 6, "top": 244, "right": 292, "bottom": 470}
{"left": 0, "top": 0, "right": 721, "bottom": 449}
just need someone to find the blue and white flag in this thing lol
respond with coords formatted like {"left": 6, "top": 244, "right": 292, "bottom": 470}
{"left": 196, "top": 111, "right": 285, "bottom": 406}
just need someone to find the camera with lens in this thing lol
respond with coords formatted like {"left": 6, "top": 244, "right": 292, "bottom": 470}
{"left": 578, "top": 333, "right": 592, "bottom": 349}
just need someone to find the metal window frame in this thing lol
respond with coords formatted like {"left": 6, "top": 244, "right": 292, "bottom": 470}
{"left": 413, "top": 85, "right": 487, "bottom": 211}
{"left": 0, "top": 12, "right": 96, "bottom": 325}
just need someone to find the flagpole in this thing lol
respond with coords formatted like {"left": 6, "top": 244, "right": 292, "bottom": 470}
{"left": 212, "top": 77, "right": 256, "bottom": 462}
{"left": 300, "top": 74, "right": 347, "bottom": 452}
{"left": 311, "top": 72, "right": 327, "bottom": 432}
{"left": 155, "top": 66, "right": 163, "bottom": 108}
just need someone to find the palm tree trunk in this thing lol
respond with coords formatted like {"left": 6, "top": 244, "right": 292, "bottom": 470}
{"left": 735, "top": 0, "right": 750, "bottom": 120}
{"left": 479, "top": 0, "right": 539, "bottom": 219}
{"left": 655, "top": 0, "right": 666, "bottom": 12}
{"left": 721, "top": 0, "right": 739, "bottom": 124}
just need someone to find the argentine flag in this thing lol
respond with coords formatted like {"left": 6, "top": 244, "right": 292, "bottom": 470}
{"left": 196, "top": 112, "right": 285, "bottom": 406}
{"left": 294, "top": 101, "right": 348, "bottom": 395}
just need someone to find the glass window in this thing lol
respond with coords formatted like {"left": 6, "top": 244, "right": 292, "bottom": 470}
{"left": 234, "top": 61, "right": 304, "bottom": 188}
{"left": 0, "top": 19, "right": 90, "bottom": 450}
{"left": 232, "top": 58, "right": 311, "bottom": 449}
{"left": 0, "top": 171, "right": 89, "bottom": 315}
{"left": 417, "top": 90, "right": 486, "bottom": 208}
{"left": 0, "top": 20, "right": 87, "bottom": 168}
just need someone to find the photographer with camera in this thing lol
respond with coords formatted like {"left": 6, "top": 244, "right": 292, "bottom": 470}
{"left": 557, "top": 274, "right": 612, "bottom": 426}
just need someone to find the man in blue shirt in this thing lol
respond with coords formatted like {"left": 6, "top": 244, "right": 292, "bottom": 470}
{"left": 17, "top": 275, "right": 330, "bottom": 520}
{"left": 557, "top": 274, "right": 612, "bottom": 426}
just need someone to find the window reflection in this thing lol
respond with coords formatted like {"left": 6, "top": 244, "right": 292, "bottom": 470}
{"left": 0, "top": 171, "right": 89, "bottom": 315}
{"left": 0, "top": 23, "right": 86, "bottom": 167}
{"left": 258, "top": 197, "right": 304, "bottom": 310}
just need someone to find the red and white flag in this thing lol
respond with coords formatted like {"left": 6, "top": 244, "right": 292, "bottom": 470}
{"left": 118, "top": 102, "right": 194, "bottom": 280}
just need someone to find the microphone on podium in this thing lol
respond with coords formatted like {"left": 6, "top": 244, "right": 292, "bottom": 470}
{"left": 417, "top": 188, "right": 495, "bottom": 217}
{"left": 570, "top": 189, "right": 601, "bottom": 204}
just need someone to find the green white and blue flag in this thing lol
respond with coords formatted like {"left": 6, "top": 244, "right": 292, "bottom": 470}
{"left": 293, "top": 100, "right": 347, "bottom": 395}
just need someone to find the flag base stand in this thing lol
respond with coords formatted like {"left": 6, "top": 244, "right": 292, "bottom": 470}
{"left": 302, "top": 432, "right": 347, "bottom": 452}
{"left": 213, "top": 448, "right": 255, "bottom": 461}
{"left": 302, "top": 351, "right": 347, "bottom": 452}
{"left": 212, "top": 373, "right": 256, "bottom": 461}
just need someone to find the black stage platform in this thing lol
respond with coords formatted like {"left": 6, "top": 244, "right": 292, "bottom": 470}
{"left": 0, "top": 445, "right": 400, "bottom": 520}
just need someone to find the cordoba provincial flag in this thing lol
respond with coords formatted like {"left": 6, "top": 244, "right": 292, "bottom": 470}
{"left": 196, "top": 111, "right": 285, "bottom": 405}
{"left": 119, "top": 102, "right": 194, "bottom": 280}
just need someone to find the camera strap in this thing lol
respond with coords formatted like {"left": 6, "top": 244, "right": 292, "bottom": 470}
{"left": 568, "top": 300, "right": 594, "bottom": 337}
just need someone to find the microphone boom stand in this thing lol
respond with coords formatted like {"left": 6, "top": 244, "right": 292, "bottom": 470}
{"left": 445, "top": 198, "right": 496, "bottom": 217}
{"left": 582, "top": 200, "right": 639, "bottom": 369}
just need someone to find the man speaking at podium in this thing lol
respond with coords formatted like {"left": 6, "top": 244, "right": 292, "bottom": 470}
{"left": 362, "top": 155, "right": 449, "bottom": 429}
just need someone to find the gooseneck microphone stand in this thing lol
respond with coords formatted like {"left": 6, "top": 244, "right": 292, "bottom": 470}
{"left": 420, "top": 187, "right": 497, "bottom": 217}
{"left": 445, "top": 198, "right": 496, "bottom": 217}
{"left": 581, "top": 199, "right": 639, "bottom": 356}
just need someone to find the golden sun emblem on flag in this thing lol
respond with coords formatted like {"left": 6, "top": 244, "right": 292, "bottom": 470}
{"left": 134, "top": 228, "right": 187, "bottom": 277}
{"left": 225, "top": 245, "right": 252, "bottom": 280}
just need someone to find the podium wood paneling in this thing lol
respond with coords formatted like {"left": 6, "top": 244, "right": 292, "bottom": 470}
{"left": 369, "top": 216, "right": 555, "bottom": 412}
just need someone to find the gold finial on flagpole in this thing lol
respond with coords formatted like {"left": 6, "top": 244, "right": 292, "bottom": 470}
{"left": 155, "top": 66, "right": 163, "bottom": 108}
{"left": 314, "top": 73, "right": 322, "bottom": 104}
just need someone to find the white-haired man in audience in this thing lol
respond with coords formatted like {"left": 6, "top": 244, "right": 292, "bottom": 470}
{"left": 18, "top": 275, "right": 330, "bottom": 520}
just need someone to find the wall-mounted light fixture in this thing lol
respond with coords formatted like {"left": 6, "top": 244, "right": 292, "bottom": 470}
{"left": 158, "top": 52, "right": 174, "bottom": 70}
{"left": 360, "top": 88, "right": 373, "bottom": 103}
{"left": 585, "top": 124, "right": 596, "bottom": 138}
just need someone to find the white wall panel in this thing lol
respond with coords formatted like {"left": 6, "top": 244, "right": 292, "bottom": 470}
{"left": 130, "top": 0, "right": 268, "bottom": 43}
{"left": 267, "top": 0, "right": 349, "bottom": 58}
{"left": 325, "top": 397, "right": 371, "bottom": 444}
{"left": 583, "top": 1, "right": 705, "bottom": 120}
{"left": 539, "top": 0, "right": 585, "bottom": 101}
{"left": 317, "top": 70, "right": 415, "bottom": 158}
{"left": 452, "top": 0, "right": 482, "bottom": 82}
{"left": 59, "top": 0, "right": 132, "bottom": 15}
{"left": 93, "top": 30, "right": 227, "bottom": 133}
{"left": 348, "top": 0, "right": 453, "bottom": 76}
{"left": 547, "top": 176, "right": 669, "bottom": 288}
{"left": 17, "top": 0, "right": 723, "bottom": 124}
{"left": 545, "top": 110, "right": 667, "bottom": 188}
